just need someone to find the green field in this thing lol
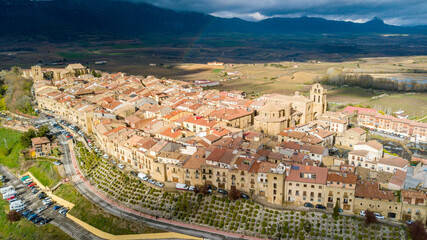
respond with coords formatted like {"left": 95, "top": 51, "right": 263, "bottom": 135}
{"left": 0, "top": 128, "right": 24, "bottom": 170}
{"left": 360, "top": 93, "right": 427, "bottom": 117}
{"left": 54, "top": 184, "right": 162, "bottom": 235}
{"left": 0, "top": 199, "right": 72, "bottom": 240}
{"left": 28, "top": 161, "right": 61, "bottom": 188}
{"left": 211, "top": 69, "right": 223, "bottom": 73}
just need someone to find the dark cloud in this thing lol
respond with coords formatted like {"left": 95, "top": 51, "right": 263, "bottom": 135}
{"left": 128, "top": 0, "right": 427, "bottom": 25}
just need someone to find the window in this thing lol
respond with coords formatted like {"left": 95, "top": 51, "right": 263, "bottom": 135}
{"left": 273, "top": 183, "right": 277, "bottom": 189}
{"left": 296, "top": 190, "right": 299, "bottom": 196}
{"left": 304, "top": 184, "right": 307, "bottom": 188}
{"left": 311, "top": 185, "right": 314, "bottom": 188}
{"left": 296, "top": 183, "right": 300, "bottom": 187}
{"left": 288, "top": 190, "right": 292, "bottom": 195}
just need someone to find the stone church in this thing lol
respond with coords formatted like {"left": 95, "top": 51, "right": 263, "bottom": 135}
{"left": 254, "top": 84, "right": 327, "bottom": 135}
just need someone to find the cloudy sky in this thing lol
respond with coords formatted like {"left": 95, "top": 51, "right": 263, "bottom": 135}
{"left": 131, "top": 0, "right": 427, "bottom": 26}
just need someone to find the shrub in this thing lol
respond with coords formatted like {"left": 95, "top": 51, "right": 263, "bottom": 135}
{"left": 6, "top": 210, "right": 21, "bottom": 222}
{"left": 365, "top": 210, "right": 377, "bottom": 225}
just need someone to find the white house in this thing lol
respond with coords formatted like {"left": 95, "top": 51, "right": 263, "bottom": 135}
{"left": 353, "top": 140, "right": 383, "bottom": 162}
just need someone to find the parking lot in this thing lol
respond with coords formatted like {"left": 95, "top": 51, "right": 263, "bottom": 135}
{"left": 0, "top": 168, "right": 69, "bottom": 227}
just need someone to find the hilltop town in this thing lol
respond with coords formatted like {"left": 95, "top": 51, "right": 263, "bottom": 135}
{"left": 25, "top": 63, "right": 426, "bottom": 226}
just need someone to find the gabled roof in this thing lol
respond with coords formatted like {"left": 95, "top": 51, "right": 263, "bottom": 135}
{"left": 379, "top": 157, "right": 408, "bottom": 168}
{"left": 355, "top": 140, "right": 383, "bottom": 151}
{"left": 31, "top": 137, "right": 50, "bottom": 145}
{"left": 286, "top": 164, "right": 328, "bottom": 184}
{"left": 355, "top": 180, "right": 394, "bottom": 201}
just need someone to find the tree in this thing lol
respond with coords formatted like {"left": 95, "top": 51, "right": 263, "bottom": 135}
{"left": 408, "top": 220, "right": 427, "bottom": 240}
{"left": 7, "top": 210, "right": 21, "bottom": 222}
{"left": 20, "top": 128, "right": 36, "bottom": 147}
{"left": 228, "top": 188, "right": 240, "bottom": 201}
{"left": 365, "top": 210, "right": 377, "bottom": 225}
{"left": 37, "top": 125, "right": 50, "bottom": 138}
{"left": 198, "top": 184, "right": 210, "bottom": 196}
{"left": 333, "top": 201, "right": 340, "bottom": 220}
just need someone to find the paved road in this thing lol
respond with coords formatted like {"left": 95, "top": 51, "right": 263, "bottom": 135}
{"left": 0, "top": 165, "right": 102, "bottom": 240}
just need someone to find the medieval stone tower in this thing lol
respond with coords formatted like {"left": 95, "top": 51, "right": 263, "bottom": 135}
{"left": 310, "top": 83, "right": 327, "bottom": 118}
{"left": 31, "top": 65, "right": 43, "bottom": 81}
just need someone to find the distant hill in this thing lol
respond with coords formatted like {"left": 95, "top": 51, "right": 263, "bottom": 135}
{"left": 1, "top": 0, "right": 426, "bottom": 41}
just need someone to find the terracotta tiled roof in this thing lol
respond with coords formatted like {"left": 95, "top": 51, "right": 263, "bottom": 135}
{"left": 208, "top": 108, "right": 253, "bottom": 121}
{"left": 348, "top": 127, "right": 366, "bottom": 135}
{"left": 207, "top": 148, "right": 227, "bottom": 162}
{"left": 327, "top": 172, "right": 357, "bottom": 184}
{"left": 348, "top": 150, "right": 369, "bottom": 157}
{"left": 286, "top": 164, "right": 328, "bottom": 184}
{"left": 31, "top": 137, "right": 50, "bottom": 145}
{"left": 401, "top": 189, "right": 427, "bottom": 199}
{"left": 182, "top": 149, "right": 206, "bottom": 169}
{"left": 343, "top": 106, "right": 377, "bottom": 114}
{"left": 287, "top": 131, "right": 307, "bottom": 139}
{"left": 184, "top": 117, "right": 218, "bottom": 128}
{"left": 355, "top": 180, "right": 394, "bottom": 201}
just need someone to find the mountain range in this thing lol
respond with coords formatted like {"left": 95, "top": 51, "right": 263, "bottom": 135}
{"left": 1, "top": 0, "right": 427, "bottom": 41}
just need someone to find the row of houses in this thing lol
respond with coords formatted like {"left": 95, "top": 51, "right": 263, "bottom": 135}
{"left": 31, "top": 65, "right": 426, "bottom": 224}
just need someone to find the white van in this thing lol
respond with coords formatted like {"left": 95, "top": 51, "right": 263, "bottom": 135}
{"left": 10, "top": 203, "right": 25, "bottom": 211}
{"left": 0, "top": 186, "right": 14, "bottom": 194}
{"left": 176, "top": 183, "right": 189, "bottom": 190}
{"left": 137, "top": 173, "right": 148, "bottom": 181}
{"left": 10, "top": 200, "right": 24, "bottom": 207}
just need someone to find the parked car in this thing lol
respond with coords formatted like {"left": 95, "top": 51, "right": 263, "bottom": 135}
{"left": 407, "top": 220, "right": 414, "bottom": 225}
{"left": 59, "top": 208, "right": 68, "bottom": 215}
{"left": 188, "top": 186, "right": 195, "bottom": 191}
{"left": 218, "top": 189, "right": 228, "bottom": 195}
{"left": 175, "top": 183, "right": 189, "bottom": 190}
{"left": 38, "top": 192, "right": 47, "bottom": 199}
{"left": 240, "top": 193, "right": 250, "bottom": 199}
{"left": 21, "top": 176, "right": 30, "bottom": 181}
{"left": 31, "top": 188, "right": 39, "bottom": 194}
{"left": 28, "top": 213, "right": 38, "bottom": 221}
{"left": 359, "top": 211, "right": 366, "bottom": 216}
{"left": 23, "top": 211, "right": 33, "bottom": 218}
{"left": 374, "top": 213, "right": 385, "bottom": 220}
{"left": 7, "top": 196, "right": 16, "bottom": 201}
{"left": 0, "top": 175, "right": 6, "bottom": 182}
{"left": 33, "top": 217, "right": 43, "bottom": 224}
{"left": 315, "top": 204, "right": 326, "bottom": 210}
{"left": 117, "top": 164, "right": 124, "bottom": 169}
{"left": 53, "top": 161, "right": 62, "bottom": 166}
{"left": 304, "top": 202, "right": 314, "bottom": 208}
{"left": 137, "top": 173, "right": 148, "bottom": 181}
{"left": 147, "top": 179, "right": 156, "bottom": 185}
{"left": 28, "top": 182, "right": 37, "bottom": 188}
{"left": 155, "top": 182, "right": 164, "bottom": 188}
{"left": 37, "top": 206, "right": 48, "bottom": 213}
{"left": 53, "top": 205, "right": 62, "bottom": 211}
